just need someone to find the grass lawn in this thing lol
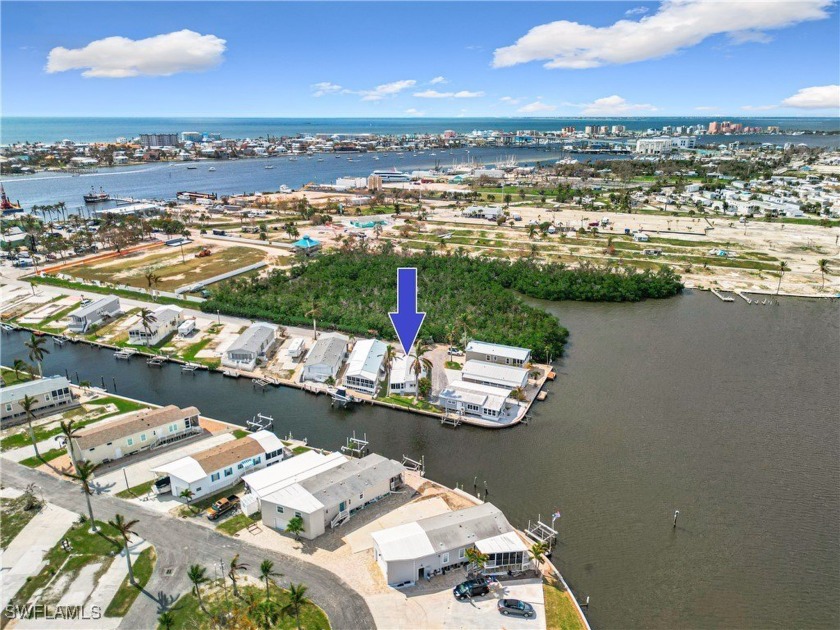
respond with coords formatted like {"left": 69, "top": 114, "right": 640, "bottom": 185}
{"left": 30, "top": 276, "right": 196, "bottom": 309}
{"left": 292, "top": 445, "right": 311, "bottom": 455}
{"left": 1, "top": 367, "right": 34, "bottom": 386}
{"left": 70, "top": 246, "right": 266, "bottom": 292}
{"left": 215, "top": 512, "right": 259, "bottom": 535}
{"left": 7, "top": 520, "right": 123, "bottom": 611}
{"left": 0, "top": 494, "right": 42, "bottom": 549}
{"left": 163, "top": 582, "right": 330, "bottom": 630}
{"left": 116, "top": 479, "right": 156, "bottom": 499}
{"left": 378, "top": 394, "right": 438, "bottom": 413}
{"left": 544, "top": 580, "right": 587, "bottom": 630}
{"left": 20, "top": 447, "right": 66, "bottom": 467}
{"left": 104, "top": 547, "right": 157, "bottom": 617}
{"left": 232, "top": 429, "right": 250, "bottom": 439}
{"left": 445, "top": 361, "right": 462, "bottom": 370}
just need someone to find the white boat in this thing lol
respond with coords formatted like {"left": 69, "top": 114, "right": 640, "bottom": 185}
{"left": 264, "top": 165, "right": 275, "bottom": 169}
{"left": 278, "top": 185, "right": 293, "bottom": 194}
{"left": 331, "top": 387, "right": 360, "bottom": 407}
{"left": 317, "top": 158, "right": 324, "bottom": 162}
{"left": 373, "top": 156, "right": 380, "bottom": 160}
{"left": 222, "top": 369, "right": 240, "bottom": 378}
{"left": 208, "top": 167, "right": 216, "bottom": 172}
{"left": 186, "top": 165, "right": 198, "bottom": 170}
{"left": 289, "top": 157, "right": 298, "bottom": 162}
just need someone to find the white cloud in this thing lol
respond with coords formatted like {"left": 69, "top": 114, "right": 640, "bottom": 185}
{"left": 741, "top": 104, "right": 777, "bottom": 111}
{"left": 357, "top": 80, "right": 416, "bottom": 101}
{"left": 46, "top": 30, "right": 226, "bottom": 78}
{"left": 781, "top": 84, "right": 840, "bottom": 109}
{"left": 518, "top": 101, "right": 557, "bottom": 114}
{"left": 625, "top": 6, "right": 650, "bottom": 16}
{"left": 430, "top": 76, "right": 447, "bottom": 84}
{"left": 414, "top": 89, "right": 484, "bottom": 99}
{"left": 580, "top": 95, "right": 657, "bottom": 115}
{"left": 493, "top": 0, "right": 831, "bottom": 69}
{"left": 311, "top": 82, "right": 343, "bottom": 97}
{"left": 500, "top": 96, "right": 524, "bottom": 105}
{"left": 404, "top": 108, "right": 425, "bottom": 117}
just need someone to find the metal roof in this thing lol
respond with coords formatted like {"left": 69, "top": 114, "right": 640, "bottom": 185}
{"left": 465, "top": 341, "right": 531, "bottom": 362}
{"left": 304, "top": 334, "right": 349, "bottom": 369}
{"left": 0, "top": 376, "right": 71, "bottom": 404}
{"left": 344, "top": 339, "right": 387, "bottom": 382}
{"left": 462, "top": 360, "right": 529, "bottom": 388}
{"left": 227, "top": 322, "right": 278, "bottom": 355}
{"left": 300, "top": 453, "right": 404, "bottom": 508}
{"left": 439, "top": 380, "right": 508, "bottom": 412}
{"left": 475, "top": 531, "right": 528, "bottom": 555}
{"left": 244, "top": 451, "right": 347, "bottom": 498}
{"left": 68, "top": 296, "right": 120, "bottom": 320}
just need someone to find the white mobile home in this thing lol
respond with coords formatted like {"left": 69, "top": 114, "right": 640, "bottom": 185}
{"left": 437, "top": 380, "right": 509, "bottom": 421}
{"left": 343, "top": 338, "right": 387, "bottom": 394}
{"left": 371, "top": 502, "right": 530, "bottom": 587}
{"left": 152, "top": 430, "right": 285, "bottom": 501}
{"left": 302, "top": 334, "right": 349, "bottom": 383}
{"left": 461, "top": 360, "right": 529, "bottom": 391}
{"left": 1, "top": 376, "right": 77, "bottom": 424}
{"left": 70, "top": 405, "right": 200, "bottom": 466}
{"left": 222, "top": 322, "right": 279, "bottom": 372}
{"left": 465, "top": 341, "right": 531, "bottom": 367}
{"left": 260, "top": 454, "right": 404, "bottom": 539}
{"left": 128, "top": 305, "right": 183, "bottom": 346}
{"left": 67, "top": 296, "right": 121, "bottom": 333}
{"left": 388, "top": 355, "right": 423, "bottom": 395}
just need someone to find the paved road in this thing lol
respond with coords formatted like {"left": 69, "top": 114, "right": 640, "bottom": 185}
{"left": 2, "top": 463, "right": 375, "bottom": 630}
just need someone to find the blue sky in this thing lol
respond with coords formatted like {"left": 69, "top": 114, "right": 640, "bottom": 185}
{"left": 2, "top": 1, "right": 839, "bottom": 117}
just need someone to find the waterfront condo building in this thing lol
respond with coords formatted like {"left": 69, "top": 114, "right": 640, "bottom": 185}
{"left": 1, "top": 376, "right": 77, "bottom": 425}
{"left": 67, "top": 296, "right": 121, "bottom": 333}
{"left": 371, "top": 502, "right": 531, "bottom": 586}
{"left": 152, "top": 430, "right": 285, "bottom": 500}
{"left": 128, "top": 306, "right": 183, "bottom": 346}
{"left": 69, "top": 405, "right": 201, "bottom": 465}
{"left": 222, "top": 322, "right": 279, "bottom": 372}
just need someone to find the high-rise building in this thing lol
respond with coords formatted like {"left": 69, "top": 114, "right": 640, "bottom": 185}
{"left": 708, "top": 121, "right": 721, "bottom": 134}
{"left": 139, "top": 133, "right": 179, "bottom": 147}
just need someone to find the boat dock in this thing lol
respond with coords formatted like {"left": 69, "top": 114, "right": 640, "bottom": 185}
{"left": 711, "top": 289, "right": 735, "bottom": 302}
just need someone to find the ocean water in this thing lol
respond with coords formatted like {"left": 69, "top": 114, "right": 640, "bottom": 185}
{"left": 2, "top": 116, "right": 839, "bottom": 144}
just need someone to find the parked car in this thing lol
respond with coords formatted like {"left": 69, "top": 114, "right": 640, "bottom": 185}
{"left": 153, "top": 476, "right": 171, "bottom": 495}
{"left": 206, "top": 494, "right": 240, "bottom": 521}
{"left": 498, "top": 599, "right": 535, "bottom": 618}
{"left": 453, "top": 577, "right": 489, "bottom": 600}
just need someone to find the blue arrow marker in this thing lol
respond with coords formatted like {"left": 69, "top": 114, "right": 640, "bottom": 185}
{"left": 389, "top": 267, "right": 426, "bottom": 356}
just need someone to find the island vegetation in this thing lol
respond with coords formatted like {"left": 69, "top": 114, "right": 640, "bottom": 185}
{"left": 203, "top": 251, "right": 682, "bottom": 361}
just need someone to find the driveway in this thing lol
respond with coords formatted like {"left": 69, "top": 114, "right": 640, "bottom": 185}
{"left": 1, "top": 462, "right": 375, "bottom": 630}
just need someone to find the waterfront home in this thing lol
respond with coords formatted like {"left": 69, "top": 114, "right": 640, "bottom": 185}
{"left": 293, "top": 236, "right": 321, "bottom": 256}
{"left": 437, "top": 380, "right": 509, "bottom": 421}
{"left": 343, "top": 338, "right": 387, "bottom": 395}
{"left": 67, "top": 296, "right": 121, "bottom": 333}
{"left": 242, "top": 451, "right": 347, "bottom": 510}
{"left": 461, "top": 360, "right": 529, "bottom": 391}
{"left": 302, "top": 334, "right": 349, "bottom": 383}
{"left": 465, "top": 341, "right": 531, "bottom": 367}
{"left": 1, "top": 376, "right": 77, "bottom": 425}
{"left": 69, "top": 405, "right": 200, "bottom": 466}
{"left": 127, "top": 305, "right": 183, "bottom": 346}
{"left": 388, "top": 355, "right": 423, "bottom": 395}
{"left": 371, "top": 502, "right": 530, "bottom": 587}
{"left": 152, "top": 430, "right": 285, "bottom": 501}
{"left": 258, "top": 453, "right": 404, "bottom": 539}
{"left": 222, "top": 322, "right": 279, "bottom": 372}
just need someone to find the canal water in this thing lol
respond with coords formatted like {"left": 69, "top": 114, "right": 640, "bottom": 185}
{"left": 1, "top": 291, "right": 837, "bottom": 629}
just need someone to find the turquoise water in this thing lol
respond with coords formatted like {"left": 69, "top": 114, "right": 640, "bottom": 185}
{"left": 2, "top": 116, "right": 839, "bottom": 144}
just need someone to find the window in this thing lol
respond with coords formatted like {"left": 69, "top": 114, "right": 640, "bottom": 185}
{"left": 224, "top": 468, "right": 233, "bottom": 477}
{"left": 442, "top": 552, "right": 450, "bottom": 564}
{"left": 276, "top": 505, "right": 284, "bottom": 514}
{"left": 44, "top": 393, "right": 51, "bottom": 402}
{"left": 252, "top": 457, "right": 261, "bottom": 466}
{"left": 195, "top": 487, "right": 202, "bottom": 492}
{"left": 211, "top": 472, "right": 220, "bottom": 482}
{"left": 127, "top": 437, "right": 134, "bottom": 446}
{"left": 168, "top": 423, "right": 179, "bottom": 434}
{"left": 4, "top": 404, "right": 11, "bottom": 412}
{"left": 294, "top": 511, "right": 302, "bottom": 518}
{"left": 359, "top": 493, "right": 364, "bottom": 500}
{"left": 458, "top": 548, "right": 466, "bottom": 560}
{"left": 140, "top": 434, "right": 147, "bottom": 442}
{"left": 238, "top": 463, "right": 244, "bottom": 470}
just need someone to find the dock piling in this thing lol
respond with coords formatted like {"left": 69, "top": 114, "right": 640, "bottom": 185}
{"left": 673, "top": 510, "right": 679, "bottom": 528}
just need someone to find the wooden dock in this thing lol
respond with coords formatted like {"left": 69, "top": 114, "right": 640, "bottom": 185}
{"left": 711, "top": 289, "right": 734, "bottom": 302}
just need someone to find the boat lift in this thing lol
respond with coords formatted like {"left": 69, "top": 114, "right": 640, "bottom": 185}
{"left": 340, "top": 431, "right": 369, "bottom": 458}
{"left": 402, "top": 454, "right": 425, "bottom": 476}
{"left": 246, "top": 413, "right": 274, "bottom": 432}
{"left": 524, "top": 515, "right": 559, "bottom": 550}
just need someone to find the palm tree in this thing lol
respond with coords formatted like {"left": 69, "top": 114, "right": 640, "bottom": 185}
{"left": 228, "top": 553, "right": 248, "bottom": 599}
{"left": 529, "top": 541, "right": 549, "bottom": 570}
{"left": 464, "top": 547, "right": 489, "bottom": 575}
{"left": 817, "top": 258, "right": 830, "bottom": 290}
{"left": 59, "top": 419, "right": 81, "bottom": 470}
{"left": 281, "top": 583, "right": 310, "bottom": 630}
{"left": 305, "top": 300, "right": 320, "bottom": 340}
{"left": 157, "top": 611, "right": 175, "bottom": 630}
{"left": 408, "top": 342, "right": 432, "bottom": 402}
{"left": 776, "top": 261, "right": 790, "bottom": 295}
{"left": 12, "top": 358, "right": 28, "bottom": 381}
{"left": 109, "top": 513, "right": 140, "bottom": 585}
{"left": 286, "top": 515, "right": 304, "bottom": 541}
{"left": 138, "top": 308, "right": 158, "bottom": 347}
{"left": 25, "top": 333, "right": 49, "bottom": 376}
{"left": 143, "top": 269, "right": 161, "bottom": 300}
{"left": 66, "top": 460, "right": 100, "bottom": 532}
{"left": 187, "top": 564, "right": 211, "bottom": 615}
{"left": 259, "top": 559, "right": 281, "bottom": 601}
{"left": 20, "top": 394, "right": 41, "bottom": 460}
{"left": 383, "top": 345, "right": 396, "bottom": 385}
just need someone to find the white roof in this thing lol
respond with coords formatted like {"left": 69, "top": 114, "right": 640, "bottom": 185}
{"left": 439, "top": 380, "right": 508, "bottom": 412}
{"left": 244, "top": 451, "right": 347, "bottom": 499}
{"left": 371, "top": 522, "right": 435, "bottom": 561}
{"left": 345, "top": 339, "right": 387, "bottom": 382}
{"left": 388, "top": 355, "right": 414, "bottom": 386}
{"left": 462, "top": 360, "right": 529, "bottom": 388}
{"left": 152, "top": 457, "right": 206, "bottom": 485}
{"left": 475, "top": 531, "right": 528, "bottom": 555}
{"left": 466, "top": 341, "right": 530, "bottom": 362}
{"left": 268, "top": 482, "right": 324, "bottom": 514}
{"left": 249, "top": 430, "right": 285, "bottom": 453}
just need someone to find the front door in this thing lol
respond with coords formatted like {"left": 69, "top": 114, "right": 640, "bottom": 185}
{"left": 115, "top": 447, "right": 123, "bottom": 459}
{"left": 418, "top": 566, "right": 425, "bottom": 579}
